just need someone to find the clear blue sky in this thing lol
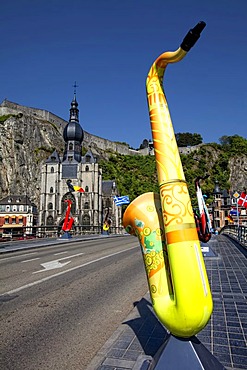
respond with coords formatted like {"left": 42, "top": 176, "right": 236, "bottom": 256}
{"left": 1, "top": 0, "right": 246, "bottom": 149}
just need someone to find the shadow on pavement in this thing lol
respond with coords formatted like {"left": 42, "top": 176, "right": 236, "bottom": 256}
{"left": 124, "top": 297, "right": 169, "bottom": 357}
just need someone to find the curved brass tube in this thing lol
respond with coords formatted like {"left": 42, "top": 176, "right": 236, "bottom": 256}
{"left": 123, "top": 22, "right": 213, "bottom": 338}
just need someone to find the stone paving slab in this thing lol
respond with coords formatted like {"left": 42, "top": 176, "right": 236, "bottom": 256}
{"left": 86, "top": 235, "right": 247, "bottom": 370}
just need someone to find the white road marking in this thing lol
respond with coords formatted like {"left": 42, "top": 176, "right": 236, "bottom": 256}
{"left": 34, "top": 260, "right": 71, "bottom": 272}
{"left": 21, "top": 258, "right": 40, "bottom": 263}
{"left": 55, "top": 252, "right": 84, "bottom": 261}
{"left": 54, "top": 251, "right": 68, "bottom": 256}
{"left": 2, "top": 246, "right": 137, "bottom": 295}
{"left": 33, "top": 252, "right": 84, "bottom": 273}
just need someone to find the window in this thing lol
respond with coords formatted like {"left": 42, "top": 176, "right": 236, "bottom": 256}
{"left": 85, "top": 165, "right": 89, "bottom": 172}
{"left": 84, "top": 202, "right": 89, "bottom": 209}
{"left": 51, "top": 167, "right": 54, "bottom": 173}
{"left": 48, "top": 202, "right": 53, "bottom": 210}
{"left": 106, "top": 198, "right": 111, "bottom": 208}
{"left": 69, "top": 143, "right": 73, "bottom": 150}
{"left": 82, "top": 215, "right": 90, "bottom": 230}
{"left": 86, "top": 155, "right": 90, "bottom": 163}
{"left": 47, "top": 215, "right": 54, "bottom": 225}
{"left": 61, "top": 192, "right": 76, "bottom": 214}
{"left": 13, "top": 205, "right": 17, "bottom": 212}
{"left": 68, "top": 156, "right": 73, "bottom": 162}
{"left": 85, "top": 186, "right": 89, "bottom": 192}
{"left": 50, "top": 187, "right": 53, "bottom": 193}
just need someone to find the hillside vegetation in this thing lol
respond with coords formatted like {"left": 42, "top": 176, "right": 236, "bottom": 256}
{"left": 100, "top": 135, "right": 247, "bottom": 208}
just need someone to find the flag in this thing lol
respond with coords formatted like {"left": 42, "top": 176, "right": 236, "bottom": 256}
{"left": 67, "top": 180, "right": 84, "bottom": 193}
{"left": 73, "top": 185, "right": 84, "bottom": 193}
{"left": 113, "top": 195, "right": 130, "bottom": 206}
{"left": 229, "top": 207, "right": 240, "bottom": 216}
{"left": 238, "top": 192, "right": 247, "bottom": 208}
{"left": 227, "top": 215, "right": 234, "bottom": 223}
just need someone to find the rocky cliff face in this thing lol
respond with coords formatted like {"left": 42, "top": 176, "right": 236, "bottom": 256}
{"left": 0, "top": 113, "right": 64, "bottom": 206}
{"left": 229, "top": 156, "right": 247, "bottom": 192}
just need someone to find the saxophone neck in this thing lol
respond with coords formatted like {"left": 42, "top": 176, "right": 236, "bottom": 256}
{"left": 147, "top": 21, "right": 206, "bottom": 86}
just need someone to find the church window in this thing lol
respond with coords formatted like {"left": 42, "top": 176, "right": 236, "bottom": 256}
{"left": 12, "top": 205, "right": 17, "bottom": 212}
{"left": 106, "top": 198, "right": 111, "bottom": 208}
{"left": 85, "top": 165, "right": 89, "bottom": 172}
{"left": 61, "top": 193, "right": 76, "bottom": 214}
{"left": 6, "top": 205, "right": 10, "bottom": 212}
{"left": 85, "top": 186, "right": 89, "bottom": 192}
{"left": 82, "top": 214, "right": 90, "bottom": 230}
{"left": 84, "top": 202, "right": 89, "bottom": 209}
{"left": 47, "top": 215, "right": 54, "bottom": 225}
{"left": 50, "top": 187, "right": 53, "bottom": 193}
{"left": 69, "top": 143, "right": 73, "bottom": 150}
{"left": 51, "top": 167, "right": 54, "bottom": 173}
{"left": 48, "top": 202, "right": 53, "bottom": 210}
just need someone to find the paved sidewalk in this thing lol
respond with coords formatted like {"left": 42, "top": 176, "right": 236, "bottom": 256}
{"left": 86, "top": 235, "right": 247, "bottom": 370}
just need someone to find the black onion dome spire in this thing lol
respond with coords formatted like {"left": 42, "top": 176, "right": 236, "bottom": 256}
{"left": 63, "top": 89, "right": 84, "bottom": 144}
{"left": 62, "top": 84, "right": 84, "bottom": 163}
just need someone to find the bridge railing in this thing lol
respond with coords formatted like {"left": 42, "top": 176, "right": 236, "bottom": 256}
{"left": 220, "top": 225, "right": 247, "bottom": 248}
{"left": 0, "top": 225, "right": 125, "bottom": 241}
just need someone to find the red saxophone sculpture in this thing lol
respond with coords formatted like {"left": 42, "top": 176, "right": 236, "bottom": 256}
{"left": 194, "top": 175, "right": 212, "bottom": 243}
{"left": 62, "top": 199, "right": 74, "bottom": 232}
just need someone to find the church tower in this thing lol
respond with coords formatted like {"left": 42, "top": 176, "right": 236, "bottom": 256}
{"left": 62, "top": 92, "right": 84, "bottom": 179}
{"left": 39, "top": 90, "right": 103, "bottom": 232}
{"left": 39, "top": 87, "right": 122, "bottom": 235}
{"left": 63, "top": 94, "right": 83, "bottom": 163}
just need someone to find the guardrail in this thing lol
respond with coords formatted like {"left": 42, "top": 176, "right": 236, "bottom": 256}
{"left": 220, "top": 225, "right": 247, "bottom": 248}
{"left": 0, "top": 225, "right": 125, "bottom": 241}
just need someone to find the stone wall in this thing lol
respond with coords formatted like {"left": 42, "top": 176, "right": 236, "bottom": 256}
{"left": 0, "top": 100, "right": 201, "bottom": 157}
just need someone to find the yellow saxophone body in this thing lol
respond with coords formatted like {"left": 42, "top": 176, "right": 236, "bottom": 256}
{"left": 123, "top": 22, "right": 213, "bottom": 338}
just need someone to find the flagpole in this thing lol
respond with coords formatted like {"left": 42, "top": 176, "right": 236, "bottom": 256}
{"left": 237, "top": 199, "right": 239, "bottom": 228}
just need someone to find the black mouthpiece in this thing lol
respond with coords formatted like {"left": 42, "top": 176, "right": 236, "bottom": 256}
{"left": 180, "top": 21, "right": 206, "bottom": 52}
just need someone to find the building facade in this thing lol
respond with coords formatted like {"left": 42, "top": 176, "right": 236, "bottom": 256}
{"left": 0, "top": 195, "right": 38, "bottom": 239}
{"left": 209, "top": 181, "right": 247, "bottom": 230}
{"left": 39, "top": 94, "right": 122, "bottom": 234}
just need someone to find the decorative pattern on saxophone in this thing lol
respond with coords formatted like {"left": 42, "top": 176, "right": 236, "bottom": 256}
{"left": 123, "top": 22, "right": 213, "bottom": 338}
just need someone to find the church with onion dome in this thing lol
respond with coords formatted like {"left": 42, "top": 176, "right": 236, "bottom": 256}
{"left": 39, "top": 92, "right": 121, "bottom": 233}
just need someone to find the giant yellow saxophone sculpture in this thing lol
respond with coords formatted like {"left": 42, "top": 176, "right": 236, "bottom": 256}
{"left": 123, "top": 22, "right": 213, "bottom": 338}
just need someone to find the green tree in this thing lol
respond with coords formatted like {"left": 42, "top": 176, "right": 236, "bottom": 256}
{"left": 175, "top": 132, "right": 203, "bottom": 147}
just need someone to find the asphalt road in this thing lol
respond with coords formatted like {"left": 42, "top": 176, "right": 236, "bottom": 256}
{"left": 0, "top": 236, "right": 148, "bottom": 370}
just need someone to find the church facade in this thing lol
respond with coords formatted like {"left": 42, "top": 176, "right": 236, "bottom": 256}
{"left": 39, "top": 94, "right": 122, "bottom": 234}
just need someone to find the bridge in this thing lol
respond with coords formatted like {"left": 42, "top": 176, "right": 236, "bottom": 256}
{"left": 1, "top": 230, "right": 246, "bottom": 369}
